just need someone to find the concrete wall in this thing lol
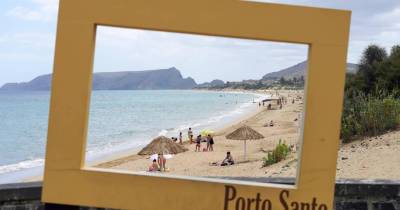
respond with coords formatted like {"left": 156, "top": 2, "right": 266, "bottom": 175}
{"left": 334, "top": 179, "right": 400, "bottom": 210}
{"left": 0, "top": 178, "right": 399, "bottom": 210}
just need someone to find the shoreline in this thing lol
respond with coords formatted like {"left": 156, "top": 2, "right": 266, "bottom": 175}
{"left": 20, "top": 89, "right": 267, "bottom": 182}
{"left": 88, "top": 89, "right": 263, "bottom": 166}
{"left": 93, "top": 94, "right": 265, "bottom": 169}
{"left": 94, "top": 88, "right": 400, "bottom": 180}
{"left": 92, "top": 89, "right": 265, "bottom": 167}
{"left": 17, "top": 88, "right": 400, "bottom": 183}
{"left": 93, "top": 89, "right": 301, "bottom": 177}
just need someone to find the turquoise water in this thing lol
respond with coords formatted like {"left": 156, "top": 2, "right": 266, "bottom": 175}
{"left": 0, "top": 90, "right": 259, "bottom": 180}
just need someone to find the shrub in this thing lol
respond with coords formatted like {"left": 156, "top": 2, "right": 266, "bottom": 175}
{"left": 262, "top": 140, "right": 290, "bottom": 167}
{"left": 341, "top": 91, "right": 400, "bottom": 142}
{"left": 341, "top": 44, "right": 400, "bottom": 142}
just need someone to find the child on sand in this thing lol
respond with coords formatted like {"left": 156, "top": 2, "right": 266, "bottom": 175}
{"left": 179, "top": 132, "right": 183, "bottom": 144}
{"left": 148, "top": 159, "right": 159, "bottom": 172}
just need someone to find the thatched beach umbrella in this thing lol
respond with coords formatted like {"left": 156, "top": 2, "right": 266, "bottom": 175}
{"left": 225, "top": 125, "right": 264, "bottom": 160}
{"left": 138, "top": 136, "right": 188, "bottom": 155}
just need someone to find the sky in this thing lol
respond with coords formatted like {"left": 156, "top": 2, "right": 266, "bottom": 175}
{"left": 0, "top": 0, "right": 399, "bottom": 86}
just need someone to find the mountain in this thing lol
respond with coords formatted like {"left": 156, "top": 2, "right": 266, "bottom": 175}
{"left": 262, "top": 61, "right": 358, "bottom": 80}
{"left": 196, "top": 79, "right": 225, "bottom": 88}
{"left": 0, "top": 67, "right": 197, "bottom": 91}
{"left": 1, "top": 74, "right": 52, "bottom": 91}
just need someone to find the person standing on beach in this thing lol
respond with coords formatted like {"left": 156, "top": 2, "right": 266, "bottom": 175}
{"left": 208, "top": 134, "right": 214, "bottom": 151}
{"left": 195, "top": 135, "right": 201, "bottom": 152}
{"left": 157, "top": 153, "right": 166, "bottom": 172}
{"left": 179, "top": 132, "right": 183, "bottom": 144}
{"left": 206, "top": 135, "right": 211, "bottom": 151}
{"left": 188, "top": 128, "right": 193, "bottom": 144}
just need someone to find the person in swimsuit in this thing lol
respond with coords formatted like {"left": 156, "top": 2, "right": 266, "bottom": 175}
{"left": 179, "top": 132, "right": 183, "bottom": 144}
{"left": 206, "top": 135, "right": 211, "bottom": 151}
{"left": 157, "top": 153, "right": 166, "bottom": 172}
{"left": 221, "top": 152, "right": 234, "bottom": 166}
{"left": 208, "top": 134, "right": 214, "bottom": 151}
{"left": 195, "top": 135, "right": 201, "bottom": 152}
{"left": 148, "top": 159, "right": 159, "bottom": 172}
{"left": 188, "top": 128, "right": 193, "bottom": 144}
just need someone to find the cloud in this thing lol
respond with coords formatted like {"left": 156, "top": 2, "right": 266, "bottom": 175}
{"left": 91, "top": 0, "right": 400, "bottom": 83}
{"left": 93, "top": 26, "right": 308, "bottom": 83}
{"left": 6, "top": 6, "right": 43, "bottom": 21}
{"left": 0, "top": 52, "right": 46, "bottom": 61}
{"left": 5, "top": 0, "right": 59, "bottom": 22}
{"left": 1, "top": 0, "right": 400, "bottom": 86}
{"left": 253, "top": 0, "right": 400, "bottom": 63}
{"left": 0, "top": 32, "right": 55, "bottom": 48}
{"left": 96, "top": 1, "right": 400, "bottom": 73}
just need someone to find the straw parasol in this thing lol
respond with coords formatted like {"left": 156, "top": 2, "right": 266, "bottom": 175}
{"left": 138, "top": 136, "right": 188, "bottom": 155}
{"left": 225, "top": 125, "right": 264, "bottom": 160}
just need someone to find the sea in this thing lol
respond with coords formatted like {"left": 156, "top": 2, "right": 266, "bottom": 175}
{"left": 0, "top": 90, "right": 264, "bottom": 183}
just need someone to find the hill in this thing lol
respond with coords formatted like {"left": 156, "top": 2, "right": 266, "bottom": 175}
{"left": 0, "top": 67, "right": 197, "bottom": 91}
{"left": 262, "top": 61, "right": 358, "bottom": 80}
{"left": 196, "top": 79, "right": 225, "bottom": 88}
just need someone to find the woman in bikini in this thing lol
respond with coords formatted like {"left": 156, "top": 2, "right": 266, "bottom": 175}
{"left": 157, "top": 153, "right": 167, "bottom": 171}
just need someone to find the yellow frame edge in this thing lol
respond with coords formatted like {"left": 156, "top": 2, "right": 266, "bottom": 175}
{"left": 42, "top": 0, "right": 351, "bottom": 209}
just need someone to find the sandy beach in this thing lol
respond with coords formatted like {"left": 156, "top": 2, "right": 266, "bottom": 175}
{"left": 25, "top": 90, "right": 400, "bottom": 182}
{"left": 95, "top": 90, "right": 302, "bottom": 177}
{"left": 93, "top": 89, "right": 400, "bottom": 180}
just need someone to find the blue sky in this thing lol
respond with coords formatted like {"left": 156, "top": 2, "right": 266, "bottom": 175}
{"left": 0, "top": 0, "right": 399, "bottom": 86}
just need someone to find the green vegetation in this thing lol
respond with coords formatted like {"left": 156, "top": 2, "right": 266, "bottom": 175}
{"left": 341, "top": 93, "right": 400, "bottom": 141}
{"left": 341, "top": 44, "right": 400, "bottom": 142}
{"left": 223, "top": 80, "right": 271, "bottom": 90}
{"left": 204, "top": 77, "right": 304, "bottom": 90}
{"left": 262, "top": 140, "right": 290, "bottom": 167}
{"left": 278, "top": 76, "right": 305, "bottom": 88}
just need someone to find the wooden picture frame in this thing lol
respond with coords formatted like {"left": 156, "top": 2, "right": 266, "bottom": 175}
{"left": 42, "top": 0, "right": 351, "bottom": 209}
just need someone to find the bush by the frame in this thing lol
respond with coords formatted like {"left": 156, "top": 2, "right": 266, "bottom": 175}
{"left": 341, "top": 44, "right": 400, "bottom": 142}
{"left": 262, "top": 140, "right": 290, "bottom": 167}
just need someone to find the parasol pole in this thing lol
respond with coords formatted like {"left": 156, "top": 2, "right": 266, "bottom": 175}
{"left": 244, "top": 140, "right": 247, "bottom": 160}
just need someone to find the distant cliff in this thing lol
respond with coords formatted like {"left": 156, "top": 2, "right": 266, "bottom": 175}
{"left": 0, "top": 67, "right": 197, "bottom": 91}
{"left": 262, "top": 61, "right": 358, "bottom": 80}
{"left": 196, "top": 79, "right": 225, "bottom": 88}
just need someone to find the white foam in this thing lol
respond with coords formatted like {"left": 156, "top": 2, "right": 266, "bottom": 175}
{"left": 85, "top": 138, "right": 148, "bottom": 162}
{"left": 0, "top": 91, "right": 268, "bottom": 181}
{"left": 171, "top": 92, "right": 265, "bottom": 135}
{"left": 0, "top": 92, "right": 265, "bottom": 176}
{"left": 158, "top": 129, "right": 168, "bottom": 136}
{"left": 0, "top": 158, "right": 44, "bottom": 174}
